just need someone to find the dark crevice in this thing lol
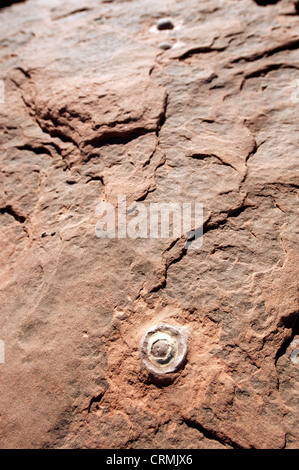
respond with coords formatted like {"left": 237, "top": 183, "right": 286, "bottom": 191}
{"left": 81, "top": 128, "right": 153, "bottom": 164}
{"left": 16, "top": 72, "right": 168, "bottom": 171}
{"left": 189, "top": 152, "right": 214, "bottom": 161}
{"left": 150, "top": 201, "right": 252, "bottom": 295}
{"left": 178, "top": 45, "right": 227, "bottom": 60}
{"left": 19, "top": 92, "right": 80, "bottom": 151}
{"left": 83, "top": 128, "right": 151, "bottom": 152}
{"left": 149, "top": 277, "right": 167, "bottom": 293}
{"left": 204, "top": 203, "right": 252, "bottom": 234}
{"left": 275, "top": 314, "right": 299, "bottom": 365}
{"left": 183, "top": 418, "right": 243, "bottom": 449}
{"left": 189, "top": 152, "right": 236, "bottom": 170}
{"left": 244, "top": 63, "right": 298, "bottom": 79}
{"left": 18, "top": 93, "right": 79, "bottom": 164}
{"left": 85, "top": 176, "right": 104, "bottom": 185}
{"left": 17, "top": 139, "right": 67, "bottom": 162}
{"left": 46, "top": 142, "right": 64, "bottom": 155}
{"left": 156, "top": 93, "right": 168, "bottom": 136}
{"left": 0, "top": 0, "right": 26, "bottom": 8}
{"left": 253, "top": 0, "right": 281, "bottom": 5}
{"left": 0, "top": 205, "right": 26, "bottom": 223}
{"left": 53, "top": 8, "right": 91, "bottom": 20}
{"left": 210, "top": 244, "right": 235, "bottom": 255}
{"left": 164, "top": 237, "right": 182, "bottom": 254}
{"left": 87, "top": 391, "right": 105, "bottom": 413}
{"left": 135, "top": 186, "right": 156, "bottom": 202}
{"left": 36, "top": 117, "right": 80, "bottom": 149}
{"left": 225, "top": 203, "right": 251, "bottom": 219}
{"left": 17, "top": 144, "right": 52, "bottom": 156}
{"left": 265, "top": 182, "right": 299, "bottom": 191}
{"left": 232, "top": 38, "right": 299, "bottom": 63}
{"left": 150, "top": 238, "right": 187, "bottom": 294}
{"left": 165, "top": 245, "right": 187, "bottom": 271}
{"left": 14, "top": 66, "right": 31, "bottom": 79}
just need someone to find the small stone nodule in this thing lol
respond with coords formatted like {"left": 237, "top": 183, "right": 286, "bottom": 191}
{"left": 140, "top": 323, "right": 188, "bottom": 374}
{"left": 158, "top": 42, "right": 171, "bottom": 50}
{"left": 157, "top": 18, "right": 174, "bottom": 31}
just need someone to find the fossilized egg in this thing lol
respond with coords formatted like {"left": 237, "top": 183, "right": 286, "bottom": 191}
{"left": 140, "top": 323, "right": 188, "bottom": 374}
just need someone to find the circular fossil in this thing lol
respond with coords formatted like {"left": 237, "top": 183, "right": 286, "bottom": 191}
{"left": 140, "top": 323, "right": 188, "bottom": 374}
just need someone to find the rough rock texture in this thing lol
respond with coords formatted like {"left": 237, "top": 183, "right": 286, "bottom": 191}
{"left": 0, "top": 0, "right": 298, "bottom": 449}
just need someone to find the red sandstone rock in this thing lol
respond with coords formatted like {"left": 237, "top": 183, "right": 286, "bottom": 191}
{"left": 0, "top": 0, "right": 298, "bottom": 449}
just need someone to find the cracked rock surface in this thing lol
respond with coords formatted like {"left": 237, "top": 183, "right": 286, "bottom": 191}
{"left": 0, "top": 0, "right": 298, "bottom": 449}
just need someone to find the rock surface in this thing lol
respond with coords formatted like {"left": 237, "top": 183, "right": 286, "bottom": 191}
{"left": 0, "top": 0, "right": 298, "bottom": 449}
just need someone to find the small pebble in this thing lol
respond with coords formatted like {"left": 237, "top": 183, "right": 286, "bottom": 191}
{"left": 157, "top": 18, "right": 174, "bottom": 31}
{"left": 159, "top": 42, "right": 171, "bottom": 50}
{"left": 41, "top": 231, "right": 47, "bottom": 238}
{"left": 51, "top": 231, "right": 56, "bottom": 236}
